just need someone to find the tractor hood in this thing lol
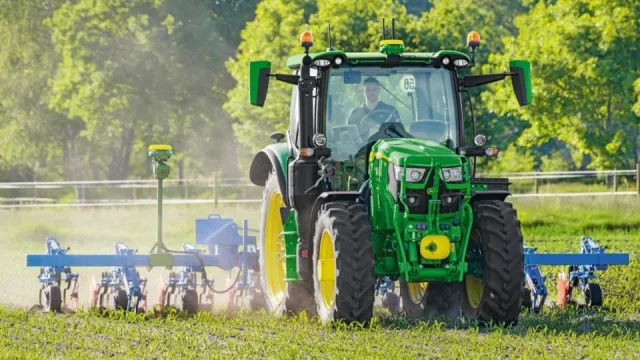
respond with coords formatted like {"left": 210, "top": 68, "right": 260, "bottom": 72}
{"left": 370, "top": 138, "right": 462, "bottom": 168}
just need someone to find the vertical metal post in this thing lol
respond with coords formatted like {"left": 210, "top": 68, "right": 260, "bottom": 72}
{"left": 534, "top": 171, "right": 539, "bottom": 194}
{"left": 637, "top": 164, "right": 640, "bottom": 197}
{"left": 613, "top": 168, "right": 617, "bottom": 193}
{"left": 157, "top": 178, "right": 163, "bottom": 253}
{"left": 242, "top": 219, "right": 248, "bottom": 287}
{"left": 213, "top": 173, "right": 218, "bottom": 207}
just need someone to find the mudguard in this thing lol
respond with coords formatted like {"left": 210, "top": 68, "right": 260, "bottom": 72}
{"left": 249, "top": 143, "right": 290, "bottom": 205}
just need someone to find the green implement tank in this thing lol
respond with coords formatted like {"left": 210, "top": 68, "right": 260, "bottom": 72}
{"left": 247, "top": 25, "right": 532, "bottom": 326}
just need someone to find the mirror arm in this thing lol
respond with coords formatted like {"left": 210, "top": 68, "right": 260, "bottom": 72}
{"left": 270, "top": 74, "right": 300, "bottom": 85}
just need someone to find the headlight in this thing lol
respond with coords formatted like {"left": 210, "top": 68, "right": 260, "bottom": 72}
{"left": 441, "top": 166, "right": 463, "bottom": 182}
{"left": 394, "top": 165, "right": 426, "bottom": 183}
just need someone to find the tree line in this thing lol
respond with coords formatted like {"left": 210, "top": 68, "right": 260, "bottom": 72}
{"left": 1, "top": 0, "right": 638, "bottom": 187}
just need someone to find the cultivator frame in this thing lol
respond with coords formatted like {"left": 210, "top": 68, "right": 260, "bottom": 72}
{"left": 26, "top": 144, "right": 262, "bottom": 314}
{"left": 36, "top": 237, "right": 79, "bottom": 312}
{"left": 88, "top": 242, "right": 148, "bottom": 312}
{"left": 523, "top": 236, "right": 629, "bottom": 312}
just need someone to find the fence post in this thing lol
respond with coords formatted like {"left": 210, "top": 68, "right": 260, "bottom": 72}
{"left": 213, "top": 173, "right": 219, "bottom": 207}
{"left": 534, "top": 171, "right": 539, "bottom": 194}
{"left": 613, "top": 168, "right": 617, "bottom": 193}
{"left": 636, "top": 164, "right": 640, "bottom": 197}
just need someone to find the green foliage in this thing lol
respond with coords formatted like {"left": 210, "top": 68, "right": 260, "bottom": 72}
{"left": 224, "top": 0, "right": 316, "bottom": 164}
{"left": 0, "top": 0, "right": 258, "bottom": 183}
{"left": 483, "top": 0, "right": 640, "bottom": 170}
{"left": 540, "top": 150, "right": 572, "bottom": 172}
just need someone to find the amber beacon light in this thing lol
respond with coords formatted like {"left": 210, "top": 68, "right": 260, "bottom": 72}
{"left": 300, "top": 31, "right": 313, "bottom": 47}
{"left": 467, "top": 31, "right": 480, "bottom": 48}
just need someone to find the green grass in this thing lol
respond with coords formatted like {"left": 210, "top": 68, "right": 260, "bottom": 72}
{"left": 1, "top": 196, "right": 639, "bottom": 358}
{"left": 0, "top": 307, "right": 639, "bottom": 359}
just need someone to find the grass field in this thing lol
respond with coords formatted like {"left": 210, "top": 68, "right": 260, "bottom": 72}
{"left": 1, "top": 196, "right": 639, "bottom": 358}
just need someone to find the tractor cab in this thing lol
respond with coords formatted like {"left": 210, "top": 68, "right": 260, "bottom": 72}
{"left": 324, "top": 64, "right": 459, "bottom": 189}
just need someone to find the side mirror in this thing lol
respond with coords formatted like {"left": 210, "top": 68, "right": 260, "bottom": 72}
{"left": 249, "top": 60, "right": 272, "bottom": 107}
{"left": 509, "top": 60, "right": 532, "bottom": 106}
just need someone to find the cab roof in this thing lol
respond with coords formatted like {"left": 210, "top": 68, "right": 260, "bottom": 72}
{"left": 286, "top": 50, "right": 471, "bottom": 69}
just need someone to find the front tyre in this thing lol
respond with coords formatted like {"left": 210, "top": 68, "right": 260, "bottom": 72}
{"left": 462, "top": 200, "right": 524, "bottom": 326}
{"left": 259, "top": 171, "right": 315, "bottom": 316}
{"left": 312, "top": 202, "right": 375, "bottom": 325}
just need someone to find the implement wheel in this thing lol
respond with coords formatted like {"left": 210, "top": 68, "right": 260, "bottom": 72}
{"left": 259, "top": 172, "right": 315, "bottom": 316}
{"left": 584, "top": 283, "right": 602, "bottom": 307}
{"left": 312, "top": 202, "right": 375, "bottom": 325}
{"left": 46, "top": 285, "right": 62, "bottom": 313}
{"left": 400, "top": 280, "right": 461, "bottom": 320}
{"left": 182, "top": 289, "right": 199, "bottom": 314}
{"left": 462, "top": 200, "right": 524, "bottom": 326}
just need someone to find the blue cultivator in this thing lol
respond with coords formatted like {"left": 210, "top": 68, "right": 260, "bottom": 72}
{"left": 26, "top": 145, "right": 263, "bottom": 314}
{"left": 36, "top": 237, "right": 79, "bottom": 312}
{"left": 157, "top": 216, "right": 261, "bottom": 314}
{"left": 88, "top": 242, "right": 148, "bottom": 312}
{"left": 523, "top": 236, "right": 629, "bottom": 312}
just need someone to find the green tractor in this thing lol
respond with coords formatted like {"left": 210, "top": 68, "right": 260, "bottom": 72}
{"left": 247, "top": 24, "right": 532, "bottom": 326}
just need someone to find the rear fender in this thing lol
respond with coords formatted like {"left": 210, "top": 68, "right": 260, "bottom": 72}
{"left": 249, "top": 143, "right": 290, "bottom": 206}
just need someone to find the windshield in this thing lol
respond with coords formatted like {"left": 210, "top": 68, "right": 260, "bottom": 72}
{"left": 325, "top": 66, "right": 458, "bottom": 162}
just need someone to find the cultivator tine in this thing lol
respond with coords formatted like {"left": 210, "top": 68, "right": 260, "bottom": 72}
{"left": 556, "top": 271, "right": 569, "bottom": 308}
{"left": 138, "top": 278, "right": 148, "bottom": 313}
{"left": 89, "top": 276, "right": 99, "bottom": 309}
{"left": 65, "top": 276, "right": 79, "bottom": 312}
{"left": 225, "top": 277, "right": 237, "bottom": 312}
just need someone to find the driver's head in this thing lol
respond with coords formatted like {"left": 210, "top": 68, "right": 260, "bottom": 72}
{"left": 363, "top": 77, "right": 380, "bottom": 104}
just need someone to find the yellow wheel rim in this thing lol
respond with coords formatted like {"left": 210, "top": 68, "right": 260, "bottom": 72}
{"left": 465, "top": 274, "right": 483, "bottom": 308}
{"left": 265, "top": 191, "right": 286, "bottom": 303}
{"left": 318, "top": 230, "right": 336, "bottom": 309}
{"left": 407, "top": 282, "right": 428, "bottom": 305}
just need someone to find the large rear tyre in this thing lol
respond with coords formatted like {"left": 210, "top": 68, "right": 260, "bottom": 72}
{"left": 312, "top": 202, "right": 375, "bottom": 325}
{"left": 399, "top": 280, "right": 461, "bottom": 320}
{"left": 259, "top": 172, "right": 315, "bottom": 316}
{"left": 462, "top": 200, "right": 524, "bottom": 326}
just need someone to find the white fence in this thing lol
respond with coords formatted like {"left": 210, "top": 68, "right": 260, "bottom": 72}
{"left": 0, "top": 167, "right": 638, "bottom": 209}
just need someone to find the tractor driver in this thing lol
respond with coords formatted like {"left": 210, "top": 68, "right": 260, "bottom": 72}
{"left": 346, "top": 77, "right": 401, "bottom": 140}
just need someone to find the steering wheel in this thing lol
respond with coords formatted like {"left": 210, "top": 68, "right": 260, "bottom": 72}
{"left": 358, "top": 109, "right": 401, "bottom": 139}
{"left": 409, "top": 119, "right": 448, "bottom": 142}
{"left": 354, "top": 122, "right": 412, "bottom": 160}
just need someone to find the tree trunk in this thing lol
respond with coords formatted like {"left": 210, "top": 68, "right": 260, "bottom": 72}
{"left": 63, "top": 123, "right": 85, "bottom": 202}
{"left": 108, "top": 120, "right": 136, "bottom": 180}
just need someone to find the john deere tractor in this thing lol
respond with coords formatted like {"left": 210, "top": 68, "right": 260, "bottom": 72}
{"left": 247, "top": 24, "right": 532, "bottom": 326}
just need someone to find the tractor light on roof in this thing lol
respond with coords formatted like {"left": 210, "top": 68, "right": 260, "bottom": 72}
{"left": 454, "top": 59, "right": 469, "bottom": 67}
{"left": 442, "top": 57, "right": 450, "bottom": 65}
{"left": 313, "top": 133, "right": 327, "bottom": 147}
{"left": 467, "top": 31, "right": 480, "bottom": 47}
{"left": 300, "top": 31, "right": 313, "bottom": 47}
{"left": 473, "top": 133, "right": 487, "bottom": 146}
{"left": 334, "top": 56, "right": 343, "bottom": 65}
{"left": 313, "top": 59, "right": 331, "bottom": 67}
